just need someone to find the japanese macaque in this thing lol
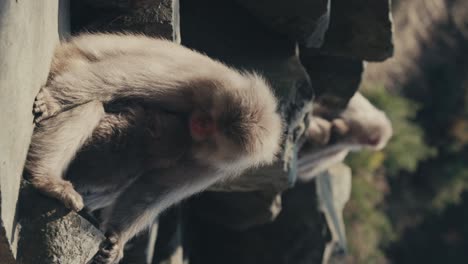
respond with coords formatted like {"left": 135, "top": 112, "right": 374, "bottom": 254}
{"left": 298, "top": 92, "right": 393, "bottom": 180}
{"left": 25, "top": 33, "right": 283, "bottom": 264}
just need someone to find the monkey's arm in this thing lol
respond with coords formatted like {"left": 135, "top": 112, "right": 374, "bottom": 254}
{"left": 91, "top": 164, "right": 220, "bottom": 264}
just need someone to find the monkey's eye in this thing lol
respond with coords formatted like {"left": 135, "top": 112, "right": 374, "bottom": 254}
{"left": 190, "top": 114, "right": 216, "bottom": 139}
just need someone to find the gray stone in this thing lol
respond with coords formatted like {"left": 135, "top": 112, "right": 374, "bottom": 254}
{"left": 187, "top": 191, "right": 282, "bottom": 230}
{"left": 185, "top": 181, "right": 329, "bottom": 264}
{"left": 0, "top": 0, "right": 68, "bottom": 261}
{"left": 73, "top": 0, "right": 180, "bottom": 42}
{"left": 1, "top": 2, "right": 104, "bottom": 263}
{"left": 235, "top": 0, "right": 330, "bottom": 48}
{"left": 0, "top": 227, "right": 16, "bottom": 264}
{"left": 319, "top": 0, "right": 393, "bottom": 61}
{"left": 363, "top": 0, "right": 468, "bottom": 95}
{"left": 81, "top": 0, "right": 134, "bottom": 9}
{"left": 300, "top": 52, "right": 363, "bottom": 111}
{"left": 17, "top": 182, "right": 104, "bottom": 264}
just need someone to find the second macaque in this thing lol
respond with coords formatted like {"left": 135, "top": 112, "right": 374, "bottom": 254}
{"left": 298, "top": 92, "right": 393, "bottom": 180}
{"left": 25, "top": 33, "right": 283, "bottom": 264}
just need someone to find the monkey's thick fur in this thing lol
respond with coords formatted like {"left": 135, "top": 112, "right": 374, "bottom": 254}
{"left": 25, "top": 33, "right": 283, "bottom": 264}
{"left": 298, "top": 92, "right": 393, "bottom": 180}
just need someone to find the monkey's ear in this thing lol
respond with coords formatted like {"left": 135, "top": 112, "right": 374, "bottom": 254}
{"left": 189, "top": 113, "right": 216, "bottom": 140}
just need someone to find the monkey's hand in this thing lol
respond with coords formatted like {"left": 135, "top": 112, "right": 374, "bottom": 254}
{"left": 306, "top": 117, "right": 333, "bottom": 145}
{"left": 90, "top": 231, "right": 124, "bottom": 264}
{"left": 33, "top": 87, "right": 62, "bottom": 123}
{"left": 331, "top": 118, "right": 350, "bottom": 136}
{"left": 29, "top": 177, "right": 85, "bottom": 212}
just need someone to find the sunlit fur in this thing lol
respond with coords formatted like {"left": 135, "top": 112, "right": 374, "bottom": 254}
{"left": 25, "top": 33, "right": 283, "bottom": 264}
{"left": 298, "top": 92, "right": 392, "bottom": 180}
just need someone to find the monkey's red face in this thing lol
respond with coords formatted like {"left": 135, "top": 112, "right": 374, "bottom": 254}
{"left": 189, "top": 112, "right": 217, "bottom": 141}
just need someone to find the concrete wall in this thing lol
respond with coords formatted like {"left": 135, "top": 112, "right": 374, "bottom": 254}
{"left": 0, "top": 0, "right": 68, "bottom": 260}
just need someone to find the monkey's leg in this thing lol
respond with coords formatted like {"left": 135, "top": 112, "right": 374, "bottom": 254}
{"left": 91, "top": 165, "right": 219, "bottom": 264}
{"left": 26, "top": 101, "right": 105, "bottom": 211}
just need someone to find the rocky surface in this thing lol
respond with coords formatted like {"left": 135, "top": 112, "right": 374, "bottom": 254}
{"left": 185, "top": 180, "right": 329, "bottom": 264}
{"left": 17, "top": 182, "right": 104, "bottom": 264}
{"left": 318, "top": 0, "right": 393, "bottom": 61}
{"left": 235, "top": 0, "right": 330, "bottom": 48}
{"left": 71, "top": 0, "right": 180, "bottom": 41}
{"left": 300, "top": 52, "right": 364, "bottom": 111}
{"left": 186, "top": 191, "right": 282, "bottom": 230}
{"left": 0, "top": 0, "right": 68, "bottom": 262}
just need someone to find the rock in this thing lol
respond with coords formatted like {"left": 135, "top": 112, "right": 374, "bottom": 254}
{"left": 0, "top": 228, "right": 16, "bottom": 264}
{"left": 319, "top": 0, "right": 393, "bottom": 61}
{"left": 300, "top": 52, "right": 363, "bottom": 111}
{"left": 363, "top": 0, "right": 468, "bottom": 93}
{"left": 235, "top": 0, "right": 330, "bottom": 48}
{"left": 187, "top": 191, "right": 282, "bottom": 230}
{"left": 185, "top": 181, "right": 329, "bottom": 264}
{"left": 0, "top": 0, "right": 69, "bottom": 261}
{"left": 71, "top": 0, "right": 180, "bottom": 41}
{"left": 81, "top": 0, "right": 134, "bottom": 9}
{"left": 17, "top": 182, "right": 104, "bottom": 264}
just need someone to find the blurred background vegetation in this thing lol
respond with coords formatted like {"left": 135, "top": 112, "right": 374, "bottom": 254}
{"left": 343, "top": 0, "right": 468, "bottom": 260}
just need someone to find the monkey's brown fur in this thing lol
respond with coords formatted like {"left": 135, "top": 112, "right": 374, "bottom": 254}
{"left": 25, "top": 33, "right": 283, "bottom": 264}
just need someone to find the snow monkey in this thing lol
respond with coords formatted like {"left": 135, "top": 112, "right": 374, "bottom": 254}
{"left": 298, "top": 92, "right": 393, "bottom": 180}
{"left": 25, "top": 33, "right": 283, "bottom": 264}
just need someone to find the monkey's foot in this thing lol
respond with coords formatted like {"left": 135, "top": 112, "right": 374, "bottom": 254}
{"left": 90, "top": 232, "right": 124, "bottom": 264}
{"left": 30, "top": 176, "right": 84, "bottom": 212}
{"left": 33, "top": 87, "right": 62, "bottom": 123}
